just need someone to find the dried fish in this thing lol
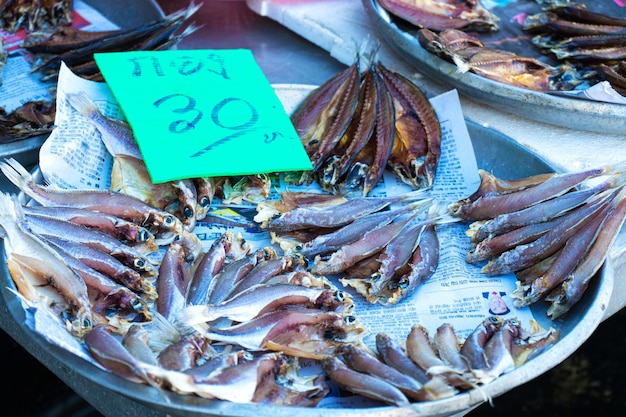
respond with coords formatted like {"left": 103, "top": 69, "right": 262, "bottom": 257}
{"left": 265, "top": 189, "right": 427, "bottom": 233}
{"left": 178, "top": 283, "right": 352, "bottom": 324}
{"left": 0, "top": 192, "right": 93, "bottom": 338}
{"left": 379, "top": 64, "right": 441, "bottom": 189}
{"left": 378, "top": 0, "right": 499, "bottom": 32}
{"left": 547, "top": 187, "right": 626, "bottom": 319}
{"left": 0, "top": 100, "right": 56, "bottom": 143}
{"left": 23, "top": 205, "right": 157, "bottom": 252}
{"left": 449, "top": 167, "right": 607, "bottom": 221}
{"left": 322, "top": 355, "right": 410, "bottom": 406}
{"left": 84, "top": 325, "right": 152, "bottom": 384}
{"left": 290, "top": 61, "right": 360, "bottom": 176}
{"left": 0, "top": 158, "right": 183, "bottom": 245}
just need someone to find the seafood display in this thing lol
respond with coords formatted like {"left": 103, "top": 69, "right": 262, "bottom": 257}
{"left": 255, "top": 189, "right": 454, "bottom": 305}
{"left": 417, "top": 28, "right": 586, "bottom": 91}
{"left": 524, "top": 3, "right": 626, "bottom": 96}
{"left": 450, "top": 166, "right": 626, "bottom": 319}
{"left": 0, "top": 177, "right": 561, "bottom": 407}
{"left": 376, "top": 0, "right": 626, "bottom": 95}
{"left": 0, "top": 0, "right": 73, "bottom": 33}
{"left": 22, "top": 3, "right": 200, "bottom": 82}
{"left": 290, "top": 60, "right": 442, "bottom": 195}
{"left": 324, "top": 317, "right": 558, "bottom": 406}
{"left": 377, "top": 0, "right": 499, "bottom": 32}
{"left": 0, "top": 2, "right": 198, "bottom": 146}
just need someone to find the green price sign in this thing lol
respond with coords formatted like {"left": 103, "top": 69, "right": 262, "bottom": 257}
{"left": 94, "top": 49, "right": 312, "bottom": 183}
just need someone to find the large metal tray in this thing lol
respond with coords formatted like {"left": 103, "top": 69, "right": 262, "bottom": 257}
{"left": 0, "top": 116, "right": 612, "bottom": 417}
{"left": 362, "top": 0, "right": 626, "bottom": 135}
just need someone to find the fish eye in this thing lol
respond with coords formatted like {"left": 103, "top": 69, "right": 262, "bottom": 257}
{"left": 308, "top": 138, "right": 319, "bottom": 146}
{"left": 164, "top": 215, "right": 176, "bottom": 226}
{"left": 334, "top": 290, "right": 345, "bottom": 302}
{"left": 131, "top": 299, "right": 144, "bottom": 312}
{"left": 509, "top": 318, "right": 520, "bottom": 326}
{"left": 138, "top": 229, "right": 151, "bottom": 242}
{"left": 345, "top": 315, "right": 356, "bottom": 325}
{"left": 83, "top": 318, "right": 92, "bottom": 329}
{"left": 199, "top": 196, "right": 211, "bottom": 208}
{"left": 488, "top": 316, "right": 500, "bottom": 325}
{"left": 135, "top": 258, "right": 146, "bottom": 269}
{"left": 183, "top": 205, "right": 194, "bottom": 219}
{"left": 398, "top": 278, "right": 409, "bottom": 289}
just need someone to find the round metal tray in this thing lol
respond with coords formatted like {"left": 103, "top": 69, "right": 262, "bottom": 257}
{"left": 0, "top": 114, "right": 611, "bottom": 416}
{"left": 362, "top": 0, "right": 626, "bottom": 135}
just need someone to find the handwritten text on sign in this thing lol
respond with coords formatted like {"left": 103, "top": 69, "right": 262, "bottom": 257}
{"left": 94, "top": 49, "right": 312, "bottom": 184}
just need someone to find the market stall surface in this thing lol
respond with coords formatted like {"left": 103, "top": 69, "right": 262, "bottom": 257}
{"left": 3, "top": 305, "right": 626, "bottom": 417}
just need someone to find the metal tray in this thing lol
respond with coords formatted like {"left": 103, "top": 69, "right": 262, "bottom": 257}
{"left": 0, "top": 0, "right": 164, "bottom": 168}
{"left": 0, "top": 116, "right": 611, "bottom": 417}
{"left": 362, "top": 0, "right": 626, "bottom": 135}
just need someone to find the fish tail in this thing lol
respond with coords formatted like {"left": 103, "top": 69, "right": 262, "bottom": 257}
{"left": 0, "top": 158, "right": 34, "bottom": 193}
{"left": 67, "top": 92, "right": 99, "bottom": 118}
{"left": 176, "top": 304, "right": 212, "bottom": 326}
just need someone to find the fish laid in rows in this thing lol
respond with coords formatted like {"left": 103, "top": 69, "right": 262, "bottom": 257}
{"left": 523, "top": 4, "right": 626, "bottom": 95}
{"left": 0, "top": 192, "right": 92, "bottom": 338}
{"left": 322, "top": 316, "right": 558, "bottom": 406}
{"left": 451, "top": 163, "right": 626, "bottom": 317}
{"left": 289, "top": 57, "right": 442, "bottom": 195}
{"left": 0, "top": 158, "right": 183, "bottom": 245}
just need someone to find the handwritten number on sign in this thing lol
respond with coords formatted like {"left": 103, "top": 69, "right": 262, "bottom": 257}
{"left": 153, "top": 94, "right": 202, "bottom": 133}
{"left": 190, "top": 97, "right": 259, "bottom": 158}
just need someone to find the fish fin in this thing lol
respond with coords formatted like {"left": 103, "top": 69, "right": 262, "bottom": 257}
{"left": 0, "top": 158, "right": 34, "bottom": 192}
{"left": 66, "top": 92, "right": 99, "bottom": 118}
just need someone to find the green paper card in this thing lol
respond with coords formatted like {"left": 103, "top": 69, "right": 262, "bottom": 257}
{"left": 94, "top": 49, "right": 312, "bottom": 183}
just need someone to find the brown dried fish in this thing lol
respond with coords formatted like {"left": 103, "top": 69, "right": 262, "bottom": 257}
{"left": 378, "top": 0, "right": 499, "bottom": 32}
{"left": 378, "top": 64, "right": 441, "bottom": 189}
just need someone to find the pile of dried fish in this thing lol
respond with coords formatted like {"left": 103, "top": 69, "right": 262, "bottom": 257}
{"left": 256, "top": 189, "right": 455, "bottom": 305}
{"left": 324, "top": 317, "right": 558, "bottom": 406}
{"left": 417, "top": 28, "right": 587, "bottom": 92}
{"left": 291, "top": 60, "right": 442, "bottom": 196}
{"left": 0, "top": 100, "right": 56, "bottom": 143}
{"left": 377, "top": 0, "right": 499, "bottom": 32}
{"left": 450, "top": 166, "right": 626, "bottom": 319}
{"left": 21, "top": 2, "right": 200, "bottom": 81}
{"left": 523, "top": 3, "right": 626, "bottom": 96}
{"left": 0, "top": 0, "right": 72, "bottom": 33}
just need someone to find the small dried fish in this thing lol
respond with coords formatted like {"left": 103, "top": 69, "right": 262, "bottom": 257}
{"left": 379, "top": 64, "right": 441, "bottom": 190}
{"left": 378, "top": 0, "right": 499, "bottom": 32}
{"left": 265, "top": 189, "right": 427, "bottom": 233}
{"left": 291, "top": 61, "right": 360, "bottom": 175}
{"left": 0, "top": 192, "right": 93, "bottom": 338}
{"left": 322, "top": 355, "right": 409, "bottom": 406}
{"left": 178, "top": 283, "right": 352, "bottom": 324}
{"left": 0, "top": 158, "right": 183, "bottom": 245}
{"left": 547, "top": 188, "right": 626, "bottom": 319}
